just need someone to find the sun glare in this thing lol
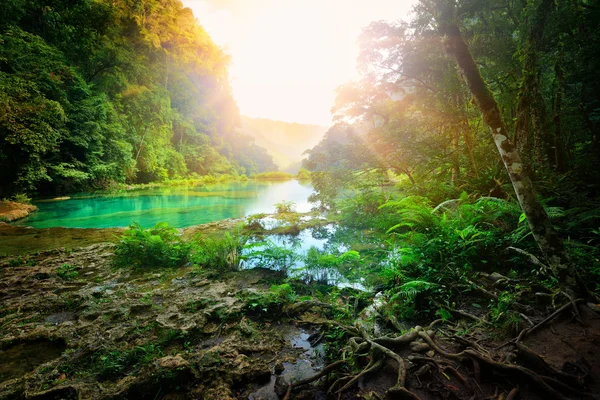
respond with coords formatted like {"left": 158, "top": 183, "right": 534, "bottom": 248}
{"left": 182, "top": 0, "right": 417, "bottom": 125}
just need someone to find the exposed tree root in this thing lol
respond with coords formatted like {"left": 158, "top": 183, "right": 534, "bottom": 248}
{"left": 282, "top": 360, "right": 346, "bottom": 400}
{"left": 283, "top": 310, "right": 598, "bottom": 400}
{"left": 516, "top": 298, "right": 584, "bottom": 343}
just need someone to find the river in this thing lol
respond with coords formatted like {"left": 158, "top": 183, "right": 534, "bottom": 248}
{"left": 17, "top": 180, "right": 314, "bottom": 229}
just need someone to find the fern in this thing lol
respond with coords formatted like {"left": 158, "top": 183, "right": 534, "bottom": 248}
{"left": 380, "top": 196, "right": 440, "bottom": 233}
{"left": 391, "top": 280, "right": 437, "bottom": 301}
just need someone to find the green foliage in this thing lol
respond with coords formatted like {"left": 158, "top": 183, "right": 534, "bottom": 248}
{"left": 191, "top": 232, "right": 248, "bottom": 272}
{"left": 56, "top": 263, "right": 79, "bottom": 281}
{"left": 299, "top": 247, "right": 362, "bottom": 284}
{"left": 274, "top": 200, "right": 296, "bottom": 214}
{"left": 7, "top": 257, "right": 26, "bottom": 267}
{"left": 252, "top": 171, "right": 295, "bottom": 180}
{"left": 90, "top": 344, "right": 163, "bottom": 379}
{"left": 11, "top": 193, "right": 32, "bottom": 204}
{"left": 296, "top": 168, "right": 311, "bottom": 180}
{"left": 113, "top": 222, "right": 190, "bottom": 269}
{"left": 337, "top": 190, "right": 397, "bottom": 231}
{"left": 0, "top": 1, "right": 275, "bottom": 197}
{"left": 269, "top": 283, "right": 298, "bottom": 302}
{"left": 238, "top": 284, "right": 297, "bottom": 315}
{"left": 244, "top": 240, "right": 298, "bottom": 272}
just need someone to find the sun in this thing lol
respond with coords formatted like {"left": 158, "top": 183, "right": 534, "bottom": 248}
{"left": 182, "top": 0, "right": 417, "bottom": 125}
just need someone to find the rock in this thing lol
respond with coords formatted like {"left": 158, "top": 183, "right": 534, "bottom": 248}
{"left": 157, "top": 354, "right": 188, "bottom": 370}
{"left": 274, "top": 361, "right": 285, "bottom": 374}
{"left": 26, "top": 385, "right": 78, "bottom": 400}
{"left": 274, "top": 375, "right": 289, "bottom": 398}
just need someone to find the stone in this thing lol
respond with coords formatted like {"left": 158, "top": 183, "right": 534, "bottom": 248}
{"left": 274, "top": 361, "right": 285, "bottom": 374}
{"left": 274, "top": 375, "right": 289, "bottom": 398}
{"left": 157, "top": 354, "right": 188, "bottom": 370}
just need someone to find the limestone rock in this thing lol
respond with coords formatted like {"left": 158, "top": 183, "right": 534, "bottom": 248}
{"left": 157, "top": 354, "right": 188, "bottom": 370}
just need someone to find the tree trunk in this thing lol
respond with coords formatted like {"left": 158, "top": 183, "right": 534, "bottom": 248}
{"left": 514, "top": 0, "right": 554, "bottom": 173}
{"left": 451, "top": 129, "right": 460, "bottom": 184}
{"left": 435, "top": 3, "right": 580, "bottom": 293}
{"left": 552, "top": 43, "right": 566, "bottom": 172}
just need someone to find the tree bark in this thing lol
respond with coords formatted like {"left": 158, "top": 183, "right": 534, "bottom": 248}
{"left": 552, "top": 43, "right": 565, "bottom": 172}
{"left": 435, "top": 2, "right": 580, "bottom": 293}
{"left": 514, "top": 0, "right": 554, "bottom": 172}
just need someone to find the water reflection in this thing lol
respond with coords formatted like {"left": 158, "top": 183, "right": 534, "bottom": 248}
{"left": 18, "top": 180, "right": 314, "bottom": 229}
{"left": 242, "top": 225, "right": 367, "bottom": 290}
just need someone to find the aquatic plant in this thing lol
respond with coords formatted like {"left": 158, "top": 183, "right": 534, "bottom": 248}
{"left": 191, "top": 232, "right": 248, "bottom": 272}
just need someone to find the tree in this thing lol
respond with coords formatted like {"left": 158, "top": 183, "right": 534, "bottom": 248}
{"left": 433, "top": 0, "right": 585, "bottom": 296}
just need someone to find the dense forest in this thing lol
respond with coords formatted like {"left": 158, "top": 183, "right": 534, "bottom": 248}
{"left": 0, "top": 0, "right": 277, "bottom": 197}
{"left": 306, "top": 0, "right": 600, "bottom": 290}
{"left": 1, "top": 0, "right": 600, "bottom": 399}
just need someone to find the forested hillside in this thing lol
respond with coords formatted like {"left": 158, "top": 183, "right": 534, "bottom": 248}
{"left": 0, "top": 0, "right": 276, "bottom": 197}
{"left": 240, "top": 116, "right": 327, "bottom": 170}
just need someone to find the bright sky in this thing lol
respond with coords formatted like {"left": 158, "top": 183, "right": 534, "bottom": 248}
{"left": 181, "top": 0, "right": 417, "bottom": 126}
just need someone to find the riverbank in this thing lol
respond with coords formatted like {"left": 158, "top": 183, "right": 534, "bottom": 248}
{"left": 0, "top": 211, "right": 330, "bottom": 256}
{"left": 100, "top": 172, "right": 307, "bottom": 195}
{"left": 0, "top": 213, "right": 344, "bottom": 399}
{"left": 0, "top": 201, "right": 37, "bottom": 222}
{"left": 1, "top": 210, "right": 599, "bottom": 399}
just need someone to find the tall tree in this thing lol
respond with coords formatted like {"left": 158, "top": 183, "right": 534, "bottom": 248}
{"left": 433, "top": 0, "right": 584, "bottom": 296}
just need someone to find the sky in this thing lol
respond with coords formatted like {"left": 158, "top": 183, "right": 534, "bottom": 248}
{"left": 181, "top": 0, "right": 417, "bottom": 126}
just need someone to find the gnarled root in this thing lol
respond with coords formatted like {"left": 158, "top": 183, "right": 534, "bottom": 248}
{"left": 289, "top": 312, "right": 598, "bottom": 400}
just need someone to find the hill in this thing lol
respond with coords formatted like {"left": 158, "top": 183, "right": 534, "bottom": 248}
{"left": 240, "top": 116, "right": 327, "bottom": 170}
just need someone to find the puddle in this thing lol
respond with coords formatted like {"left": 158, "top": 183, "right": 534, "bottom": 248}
{"left": 0, "top": 338, "right": 67, "bottom": 382}
{"left": 249, "top": 326, "right": 324, "bottom": 400}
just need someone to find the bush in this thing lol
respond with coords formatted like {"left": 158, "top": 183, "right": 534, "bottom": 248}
{"left": 113, "top": 222, "right": 191, "bottom": 269}
{"left": 296, "top": 168, "right": 311, "bottom": 180}
{"left": 12, "top": 193, "right": 32, "bottom": 204}
{"left": 57, "top": 263, "right": 79, "bottom": 280}
{"left": 274, "top": 200, "right": 296, "bottom": 214}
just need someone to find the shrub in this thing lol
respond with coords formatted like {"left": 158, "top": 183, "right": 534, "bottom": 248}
{"left": 113, "top": 222, "right": 191, "bottom": 269}
{"left": 12, "top": 193, "right": 32, "bottom": 204}
{"left": 57, "top": 263, "right": 79, "bottom": 281}
{"left": 296, "top": 168, "right": 311, "bottom": 180}
{"left": 274, "top": 200, "right": 296, "bottom": 214}
{"left": 238, "top": 284, "right": 298, "bottom": 315}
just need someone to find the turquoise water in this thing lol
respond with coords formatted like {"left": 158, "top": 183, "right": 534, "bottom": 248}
{"left": 18, "top": 180, "right": 314, "bottom": 229}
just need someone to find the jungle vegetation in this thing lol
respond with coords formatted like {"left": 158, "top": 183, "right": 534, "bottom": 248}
{"left": 0, "top": 0, "right": 277, "bottom": 198}
{"left": 1, "top": 0, "right": 600, "bottom": 399}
